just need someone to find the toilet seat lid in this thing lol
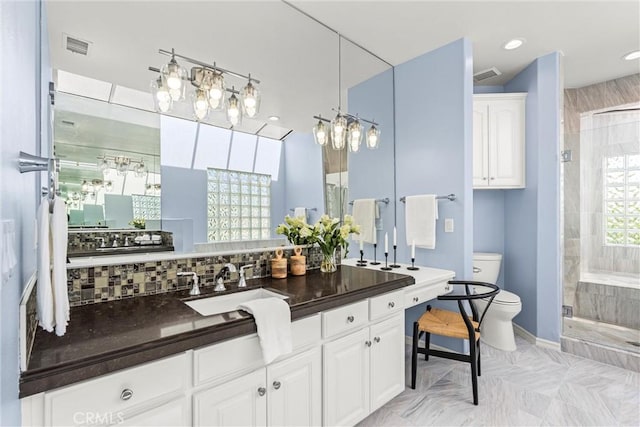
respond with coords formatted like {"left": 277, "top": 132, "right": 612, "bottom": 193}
{"left": 485, "top": 290, "right": 520, "bottom": 305}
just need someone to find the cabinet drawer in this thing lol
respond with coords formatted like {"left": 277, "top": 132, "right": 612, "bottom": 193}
{"left": 322, "top": 300, "right": 369, "bottom": 338}
{"left": 369, "top": 290, "right": 404, "bottom": 321}
{"left": 291, "top": 314, "right": 321, "bottom": 350}
{"left": 44, "top": 353, "right": 188, "bottom": 426}
{"left": 404, "top": 281, "right": 451, "bottom": 308}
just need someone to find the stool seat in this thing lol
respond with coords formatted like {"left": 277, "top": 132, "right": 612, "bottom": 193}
{"left": 418, "top": 308, "right": 480, "bottom": 340}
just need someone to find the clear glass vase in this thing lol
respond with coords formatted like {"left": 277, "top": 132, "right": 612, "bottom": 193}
{"left": 320, "top": 248, "right": 337, "bottom": 273}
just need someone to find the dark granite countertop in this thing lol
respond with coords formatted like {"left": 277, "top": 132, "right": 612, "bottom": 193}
{"left": 20, "top": 265, "right": 413, "bottom": 397}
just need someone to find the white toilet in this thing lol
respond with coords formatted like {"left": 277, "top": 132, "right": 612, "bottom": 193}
{"left": 472, "top": 252, "right": 522, "bottom": 352}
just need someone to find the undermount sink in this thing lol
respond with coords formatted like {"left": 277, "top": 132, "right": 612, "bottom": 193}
{"left": 184, "top": 288, "right": 289, "bottom": 316}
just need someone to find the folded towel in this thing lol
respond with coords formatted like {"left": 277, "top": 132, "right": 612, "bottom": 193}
{"left": 405, "top": 195, "right": 438, "bottom": 249}
{"left": 352, "top": 199, "right": 377, "bottom": 244}
{"left": 36, "top": 198, "right": 54, "bottom": 332}
{"left": 293, "top": 207, "right": 307, "bottom": 221}
{"left": 238, "top": 297, "right": 292, "bottom": 364}
{"left": 51, "top": 198, "right": 69, "bottom": 336}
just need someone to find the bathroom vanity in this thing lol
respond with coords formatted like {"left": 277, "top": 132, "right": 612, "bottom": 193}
{"left": 20, "top": 263, "right": 454, "bottom": 427}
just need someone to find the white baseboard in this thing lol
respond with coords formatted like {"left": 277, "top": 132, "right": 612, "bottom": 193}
{"left": 513, "top": 323, "right": 561, "bottom": 351}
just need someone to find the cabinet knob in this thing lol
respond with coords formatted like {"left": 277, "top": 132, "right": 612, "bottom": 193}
{"left": 347, "top": 315, "right": 355, "bottom": 323}
{"left": 374, "top": 336, "right": 381, "bottom": 343}
{"left": 120, "top": 389, "right": 133, "bottom": 401}
{"left": 490, "top": 177, "right": 495, "bottom": 180}
{"left": 273, "top": 381, "right": 281, "bottom": 390}
{"left": 365, "top": 340, "right": 372, "bottom": 347}
{"left": 258, "top": 387, "right": 266, "bottom": 396}
{"left": 483, "top": 177, "right": 488, "bottom": 180}
{"left": 413, "top": 297, "right": 419, "bottom": 303}
{"left": 388, "top": 302, "right": 395, "bottom": 308}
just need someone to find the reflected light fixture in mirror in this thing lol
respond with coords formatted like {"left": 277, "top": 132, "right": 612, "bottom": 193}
{"left": 366, "top": 125, "right": 380, "bottom": 150}
{"left": 347, "top": 119, "right": 363, "bottom": 152}
{"left": 150, "top": 48, "right": 261, "bottom": 124}
{"left": 313, "top": 117, "right": 329, "bottom": 146}
{"left": 331, "top": 113, "right": 348, "bottom": 150}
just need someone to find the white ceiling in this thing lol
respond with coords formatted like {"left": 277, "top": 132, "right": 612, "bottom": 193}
{"left": 46, "top": 1, "right": 639, "bottom": 133}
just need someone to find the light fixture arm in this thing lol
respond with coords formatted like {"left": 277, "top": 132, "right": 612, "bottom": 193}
{"left": 157, "top": 48, "right": 260, "bottom": 84}
{"left": 314, "top": 111, "right": 378, "bottom": 126}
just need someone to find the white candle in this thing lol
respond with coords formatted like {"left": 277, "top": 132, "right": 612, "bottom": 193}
{"left": 411, "top": 240, "right": 415, "bottom": 259}
{"left": 384, "top": 232, "right": 389, "bottom": 253}
{"left": 359, "top": 238, "right": 364, "bottom": 251}
{"left": 393, "top": 227, "right": 397, "bottom": 246}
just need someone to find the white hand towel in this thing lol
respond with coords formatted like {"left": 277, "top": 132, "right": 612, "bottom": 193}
{"left": 238, "top": 297, "right": 292, "bottom": 365}
{"left": 36, "top": 198, "right": 54, "bottom": 332}
{"left": 405, "top": 195, "right": 439, "bottom": 249}
{"left": 51, "top": 198, "right": 69, "bottom": 336}
{"left": 352, "top": 199, "right": 376, "bottom": 244}
{"left": 293, "top": 207, "right": 307, "bottom": 220}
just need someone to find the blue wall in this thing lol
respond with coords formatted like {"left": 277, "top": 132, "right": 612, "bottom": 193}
{"left": 393, "top": 38, "right": 474, "bottom": 347}
{"left": 347, "top": 67, "right": 395, "bottom": 258}
{"left": 473, "top": 190, "right": 505, "bottom": 287}
{"left": 503, "top": 52, "right": 561, "bottom": 342}
{"left": 282, "top": 132, "right": 324, "bottom": 226}
{"left": 162, "top": 166, "right": 208, "bottom": 243}
{"left": 1, "top": 1, "right": 43, "bottom": 424}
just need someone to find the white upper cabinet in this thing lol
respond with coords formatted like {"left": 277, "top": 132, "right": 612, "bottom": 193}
{"left": 473, "top": 93, "right": 526, "bottom": 189}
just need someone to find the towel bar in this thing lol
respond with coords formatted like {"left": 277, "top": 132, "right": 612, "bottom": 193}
{"left": 400, "top": 194, "right": 456, "bottom": 203}
{"left": 348, "top": 198, "right": 390, "bottom": 206}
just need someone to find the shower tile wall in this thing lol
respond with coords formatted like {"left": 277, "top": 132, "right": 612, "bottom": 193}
{"left": 563, "top": 73, "right": 640, "bottom": 308}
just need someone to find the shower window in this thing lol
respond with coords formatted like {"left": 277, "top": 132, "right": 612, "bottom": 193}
{"left": 207, "top": 168, "right": 271, "bottom": 242}
{"left": 604, "top": 153, "right": 640, "bottom": 246}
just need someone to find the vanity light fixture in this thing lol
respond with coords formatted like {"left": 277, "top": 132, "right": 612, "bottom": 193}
{"left": 331, "top": 113, "right": 348, "bottom": 150}
{"left": 149, "top": 48, "right": 261, "bottom": 125}
{"left": 503, "top": 38, "right": 525, "bottom": 50}
{"left": 312, "top": 112, "right": 379, "bottom": 151}
{"left": 623, "top": 50, "right": 640, "bottom": 60}
{"left": 97, "top": 155, "right": 147, "bottom": 178}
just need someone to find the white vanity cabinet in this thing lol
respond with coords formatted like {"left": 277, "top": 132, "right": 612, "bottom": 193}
{"left": 473, "top": 93, "right": 526, "bottom": 189}
{"left": 323, "top": 308, "right": 404, "bottom": 427}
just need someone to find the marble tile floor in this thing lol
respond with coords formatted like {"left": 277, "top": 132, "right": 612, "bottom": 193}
{"left": 357, "top": 336, "right": 640, "bottom": 426}
{"left": 564, "top": 316, "right": 640, "bottom": 355}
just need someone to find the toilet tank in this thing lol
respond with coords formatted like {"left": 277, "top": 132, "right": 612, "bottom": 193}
{"left": 473, "top": 252, "right": 502, "bottom": 283}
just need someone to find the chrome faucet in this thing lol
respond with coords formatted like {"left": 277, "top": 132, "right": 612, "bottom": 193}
{"left": 214, "top": 263, "right": 237, "bottom": 292}
{"left": 238, "top": 265, "right": 252, "bottom": 288}
{"left": 124, "top": 237, "right": 130, "bottom": 247}
{"left": 112, "top": 234, "right": 119, "bottom": 248}
{"left": 97, "top": 237, "right": 106, "bottom": 248}
{"left": 177, "top": 271, "right": 200, "bottom": 296}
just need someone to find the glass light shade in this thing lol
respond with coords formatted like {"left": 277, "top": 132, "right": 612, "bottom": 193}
{"left": 134, "top": 162, "right": 147, "bottom": 178}
{"left": 98, "top": 158, "right": 109, "bottom": 172}
{"left": 227, "top": 93, "right": 242, "bottom": 126}
{"left": 193, "top": 88, "right": 209, "bottom": 120}
{"left": 161, "top": 57, "right": 187, "bottom": 101}
{"left": 331, "top": 114, "right": 347, "bottom": 150}
{"left": 105, "top": 181, "right": 113, "bottom": 192}
{"left": 91, "top": 179, "right": 103, "bottom": 190}
{"left": 241, "top": 80, "right": 260, "bottom": 118}
{"left": 151, "top": 77, "right": 172, "bottom": 113}
{"left": 348, "top": 120, "right": 363, "bottom": 152}
{"left": 366, "top": 125, "right": 380, "bottom": 150}
{"left": 313, "top": 120, "right": 329, "bottom": 146}
{"left": 81, "top": 180, "right": 89, "bottom": 192}
{"left": 115, "top": 156, "right": 130, "bottom": 176}
{"left": 208, "top": 72, "right": 225, "bottom": 110}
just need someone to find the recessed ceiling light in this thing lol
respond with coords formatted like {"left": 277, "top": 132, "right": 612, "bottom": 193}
{"left": 268, "top": 116, "right": 280, "bottom": 121}
{"left": 623, "top": 50, "right": 640, "bottom": 61}
{"left": 503, "top": 38, "right": 525, "bottom": 50}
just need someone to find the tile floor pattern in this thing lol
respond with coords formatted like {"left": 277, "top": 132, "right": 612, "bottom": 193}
{"left": 358, "top": 337, "right": 640, "bottom": 426}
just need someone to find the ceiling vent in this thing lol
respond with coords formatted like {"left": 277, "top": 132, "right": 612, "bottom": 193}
{"left": 473, "top": 67, "right": 502, "bottom": 83}
{"left": 64, "top": 34, "right": 90, "bottom": 56}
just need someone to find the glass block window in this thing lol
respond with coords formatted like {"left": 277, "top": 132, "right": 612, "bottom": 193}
{"left": 132, "top": 195, "right": 161, "bottom": 220}
{"left": 604, "top": 154, "right": 640, "bottom": 246}
{"left": 207, "top": 168, "right": 271, "bottom": 241}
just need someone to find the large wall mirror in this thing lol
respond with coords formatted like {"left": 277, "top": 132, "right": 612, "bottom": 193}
{"left": 46, "top": 1, "right": 396, "bottom": 254}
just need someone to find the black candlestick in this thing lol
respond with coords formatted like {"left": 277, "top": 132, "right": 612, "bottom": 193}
{"left": 381, "top": 252, "right": 392, "bottom": 270}
{"left": 357, "top": 249, "right": 367, "bottom": 266}
{"left": 407, "top": 257, "right": 419, "bottom": 271}
{"left": 370, "top": 243, "right": 380, "bottom": 265}
{"left": 390, "top": 245, "right": 400, "bottom": 268}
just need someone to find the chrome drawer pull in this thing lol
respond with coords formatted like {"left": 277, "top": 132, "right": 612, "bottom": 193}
{"left": 120, "top": 389, "right": 133, "bottom": 401}
{"left": 273, "top": 381, "right": 281, "bottom": 390}
{"left": 388, "top": 302, "right": 395, "bottom": 308}
{"left": 347, "top": 315, "right": 355, "bottom": 323}
{"left": 413, "top": 297, "right": 419, "bottom": 303}
{"left": 258, "top": 387, "right": 266, "bottom": 396}
{"left": 365, "top": 340, "right": 372, "bottom": 347}
{"left": 374, "top": 336, "right": 381, "bottom": 343}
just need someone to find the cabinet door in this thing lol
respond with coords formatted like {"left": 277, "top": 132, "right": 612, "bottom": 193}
{"left": 267, "top": 347, "right": 321, "bottom": 427}
{"left": 473, "top": 101, "right": 490, "bottom": 187}
{"left": 323, "top": 328, "right": 370, "bottom": 427}
{"left": 488, "top": 99, "right": 525, "bottom": 187}
{"left": 369, "top": 313, "right": 405, "bottom": 412}
{"left": 117, "top": 398, "right": 190, "bottom": 427}
{"left": 194, "top": 369, "right": 267, "bottom": 427}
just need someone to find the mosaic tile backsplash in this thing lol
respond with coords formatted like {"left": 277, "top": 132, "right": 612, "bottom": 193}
{"left": 67, "top": 246, "right": 340, "bottom": 306}
{"left": 68, "top": 230, "right": 174, "bottom": 255}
